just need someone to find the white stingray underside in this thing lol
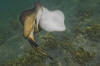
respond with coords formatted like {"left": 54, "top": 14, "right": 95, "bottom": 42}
{"left": 36, "top": 7, "right": 66, "bottom": 32}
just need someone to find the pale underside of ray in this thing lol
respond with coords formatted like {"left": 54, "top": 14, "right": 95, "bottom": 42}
{"left": 36, "top": 7, "right": 66, "bottom": 32}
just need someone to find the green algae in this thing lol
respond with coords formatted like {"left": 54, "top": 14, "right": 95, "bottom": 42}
{"left": 5, "top": 48, "right": 45, "bottom": 66}
{"left": 74, "top": 24, "right": 100, "bottom": 41}
{"left": 5, "top": 33, "right": 56, "bottom": 66}
{"left": 63, "top": 41, "right": 95, "bottom": 65}
{"left": 5, "top": 31, "right": 96, "bottom": 66}
{"left": 84, "top": 24, "right": 100, "bottom": 41}
{"left": 74, "top": 8, "right": 100, "bottom": 42}
{"left": 73, "top": 47, "right": 95, "bottom": 64}
{"left": 38, "top": 33, "right": 58, "bottom": 50}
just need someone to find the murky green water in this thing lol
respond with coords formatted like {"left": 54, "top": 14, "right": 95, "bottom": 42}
{"left": 0, "top": 0, "right": 100, "bottom": 66}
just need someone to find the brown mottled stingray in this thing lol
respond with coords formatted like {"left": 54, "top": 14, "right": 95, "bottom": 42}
{"left": 20, "top": 6, "right": 39, "bottom": 39}
{"left": 19, "top": 3, "right": 53, "bottom": 60}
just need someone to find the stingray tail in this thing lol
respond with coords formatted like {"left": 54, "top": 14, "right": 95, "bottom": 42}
{"left": 28, "top": 39, "right": 53, "bottom": 60}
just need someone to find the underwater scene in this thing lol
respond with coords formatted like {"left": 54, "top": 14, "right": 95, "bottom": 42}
{"left": 0, "top": 0, "right": 100, "bottom": 66}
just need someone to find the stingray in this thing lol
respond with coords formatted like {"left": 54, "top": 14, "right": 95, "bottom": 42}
{"left": 19, "top": 3, "right": 65, "bottom": 60}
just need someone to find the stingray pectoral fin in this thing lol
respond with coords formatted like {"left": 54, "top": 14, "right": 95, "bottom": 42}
{"left": 24, "top": 17, "right": 35, "bottom": 38}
